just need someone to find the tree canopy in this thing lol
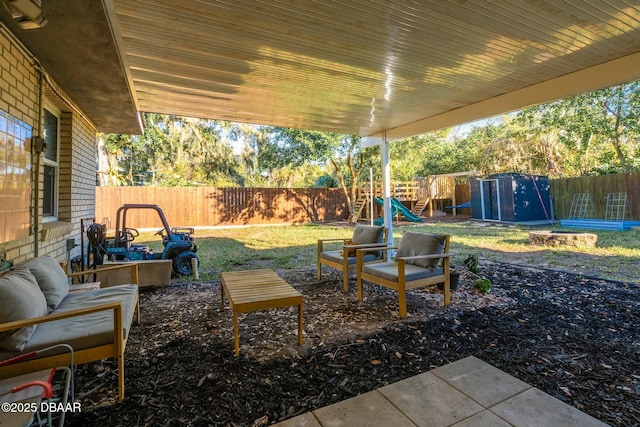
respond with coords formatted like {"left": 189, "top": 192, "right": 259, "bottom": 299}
{"left": 99, "top": 81, "right": 640, "bottom": 188}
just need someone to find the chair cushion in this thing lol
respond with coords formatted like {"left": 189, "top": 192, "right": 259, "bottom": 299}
{"left": 397, "top": 232, "right": 447, "bottom": 268}
{"left": 0, "top": 267, "right": 49, "bottom": 351}
{"left": 352, "top": 225, "right": 385, "bottom": 258}
{"left": 362, "top": 262, "right": 444, "bottom": 282}
{"left": 321, "top": 250, "right": 380, "bottom": 265}
{"left": 352, "top": 224, "right": 385, "bottom": 244}
{"left": 23, "top": 256, "right": 69, "bottom": 312}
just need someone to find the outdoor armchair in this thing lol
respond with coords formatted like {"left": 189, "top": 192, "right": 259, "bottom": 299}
{"left": 317, "top": 224, "right": 388, "bottom": 292}
{"left": 356, "top": 231, "right": 451, "bottom": 318}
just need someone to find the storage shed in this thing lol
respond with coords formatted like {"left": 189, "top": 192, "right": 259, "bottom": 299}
{"left": 470, "top": 173, "right": 552, "bottom": 223}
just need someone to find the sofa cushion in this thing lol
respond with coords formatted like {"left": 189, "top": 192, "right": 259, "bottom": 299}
{"left": 396, "top": 232, "right": 446, "bottom": 268}
{"left": 23, "top": 256, "right": 69, "bottom": 312}
{"left": 0, "top": 285, "right": 139, "bottom": 359}
{"left": 0, "top": 267, "right": 49, "bottom": 351}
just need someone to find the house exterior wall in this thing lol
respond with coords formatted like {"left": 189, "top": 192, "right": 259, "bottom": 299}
{"left": 0, "top": 29, "right": 97, "bottom": 267}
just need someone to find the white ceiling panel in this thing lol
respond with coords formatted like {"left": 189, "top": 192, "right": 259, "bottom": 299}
{"left": 96, "top": 0, "right": 640, "bottom": 137}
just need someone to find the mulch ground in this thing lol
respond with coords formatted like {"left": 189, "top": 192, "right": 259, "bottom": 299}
{"left": 64, "top": 262, "right": 639, "bottom": 427}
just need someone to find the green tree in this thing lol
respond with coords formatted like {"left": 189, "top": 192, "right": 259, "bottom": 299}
{"left": 329, "top": 135, "right": 366, "bottom": 222}
{"left": 515, "top": 81, "right": 640, "bottom": 175}
{"left": 258, "top": 127, "right": 370, "bottom": 220}
{"left": 100, "top": 114, "right": 247, "bottom": 186}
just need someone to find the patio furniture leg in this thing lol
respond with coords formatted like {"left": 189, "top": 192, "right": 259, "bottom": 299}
{"left": 398, "top": 290, "right": 407, "bottom": 319}
{"left": 118, "top": 355, "right": 125, "bottom": 401}
{"left": 297, "top": 303, "right": 303, "bottom": 346}
{"left": 443, "top": 258, "right": 451, "bottom": 305}
{"left": 233, "top": 311, "right": 240, "bottom": 356}
{"left": 356, "top": 250, "right": 364, "bottom": 301}
{"left": 316, "top": 241, "right": 322, "bottom": 280}
{"left": 443, "top": 274, "right": 451, "bottom": 305}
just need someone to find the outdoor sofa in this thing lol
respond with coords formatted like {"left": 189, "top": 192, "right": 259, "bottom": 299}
{"left": 0, "top": 256, "right": 139, "bottom": 401}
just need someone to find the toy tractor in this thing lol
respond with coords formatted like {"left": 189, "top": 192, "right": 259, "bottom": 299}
{"left": 93, "top": 204, "right": 199, "bottom": 276}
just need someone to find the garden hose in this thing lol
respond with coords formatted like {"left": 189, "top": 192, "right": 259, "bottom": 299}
{"left": 86, "top": 223, "right": 107, "bottom": 267}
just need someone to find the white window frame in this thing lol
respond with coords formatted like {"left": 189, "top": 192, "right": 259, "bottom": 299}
{"left": 42, "top": 100, "right": 60, "bottom": 222}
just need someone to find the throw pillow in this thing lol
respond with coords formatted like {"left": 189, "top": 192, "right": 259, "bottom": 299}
{"left": 0, "top": 266, "right": 49, "bottom": 351}
{"left": 396, "top": 232, "right": 447, "bottom": 268}
{"left": 23, "top": 256, "right": 69, "bottom": 312}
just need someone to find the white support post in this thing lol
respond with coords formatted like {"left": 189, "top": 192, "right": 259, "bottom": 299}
{"left": 381, "top": 133, "right": 393, "bottom": 259}
{"left": 369, "top": 168, "right": 374, "bottom": 226}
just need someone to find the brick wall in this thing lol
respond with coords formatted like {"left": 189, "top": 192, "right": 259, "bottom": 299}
{"left": 0, "top": 29, "right": 97, "bottom": 266}
{"left": 0, "top": 30, "right": 38, "bottom": 265}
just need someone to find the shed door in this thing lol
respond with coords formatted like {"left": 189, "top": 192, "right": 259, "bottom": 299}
{"left": 481, "top": 180, "right": 501, "bottom": 221}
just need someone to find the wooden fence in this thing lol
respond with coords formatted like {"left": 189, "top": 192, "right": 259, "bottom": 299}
{"left": 95, "top": 173, "right": 638, "bottom": 228}
{"left": 550, "top": 172, "right": 640, "bottom": 220}
{"left": 95, "top": 187, "right": 348, "bottom": 228}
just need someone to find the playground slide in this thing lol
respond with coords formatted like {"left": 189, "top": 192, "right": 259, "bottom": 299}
{"left": 373, "top": 197, "right": 396, "bottom": 225}
{"left": 373, "top": 197, "right": 422, "bottom": 224}
{"left": 390, "top": 198, "right": 423, "bottom": 222}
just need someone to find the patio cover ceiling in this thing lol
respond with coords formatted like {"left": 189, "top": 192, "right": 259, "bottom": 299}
{"left": 2, "top": 1, "right": 640, "bottom": 138}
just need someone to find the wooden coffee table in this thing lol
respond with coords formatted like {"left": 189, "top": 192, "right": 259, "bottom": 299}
{"left": 220, "top": 269, "right": 303, "bottom": 356}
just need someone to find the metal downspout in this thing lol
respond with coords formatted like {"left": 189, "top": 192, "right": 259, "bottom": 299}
{"left": 33, "top": 68, "right": 44, "bottom": 256}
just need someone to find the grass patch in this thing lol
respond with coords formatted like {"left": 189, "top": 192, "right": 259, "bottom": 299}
{"left": 134, "top": 222, "right": 640, "bottom": 284}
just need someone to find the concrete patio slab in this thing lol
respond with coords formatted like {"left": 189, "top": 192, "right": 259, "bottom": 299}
{"left": 450, "top": 410, "right": 512, "bottom": 427}
{"left": 272, "top": 356, "right": 608, "bottom": 427}
{"left": 491, "top": 387, "right": 609, "bottom": 427}
{"left": 274, "top": 412, "right": 322, "bottom": 427}
{"left": 313, "top": 390, "right": 415, "bottom": 427}
{"left": 431, "top": 356, "right": 531, "bottom": 407}
{"left": 379, "top": 372, "right": 483, "bottom": 426}
{"left": 312, "top": 389, "right": 416, "bottom": 427}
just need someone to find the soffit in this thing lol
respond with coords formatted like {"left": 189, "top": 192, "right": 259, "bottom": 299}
{"left": 105, "top": 0, "right": 640, "bottom": 138}
{"left": 0, "top": 0, "right": 141, "bottom": 134}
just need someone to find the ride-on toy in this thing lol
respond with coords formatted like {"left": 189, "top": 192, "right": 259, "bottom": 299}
{"left": 88, "top": 204, "right": 199, "bottom": 276}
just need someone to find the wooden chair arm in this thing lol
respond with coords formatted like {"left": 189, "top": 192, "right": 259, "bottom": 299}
{"left": 356, "top": 246, "right": 397, "bottom": 254}
{"left": 67, "top": 263, "right": 139, "bottom": 285}
{"left": 318, "top": 237, "right": 350, "bottom": 253}
{"left": 317, "top": 238, "right": 349, "bottom": 243}
{"left": 343, "top": 243, "right": 389, "bottom": 261}
{"left": 0, "top": 301, "right": 123, "bottom": 333}
{"left": 355, "top": 246, "right": 396, "bottom": 268}
{"left": 344, "top": 242, "right": 388, "bottom": 249}
{"left": 397, "top": 253, "right": 452, "bottom": 262}
{"left": 397, "top": 253, "right": 451, "bottom": 275}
